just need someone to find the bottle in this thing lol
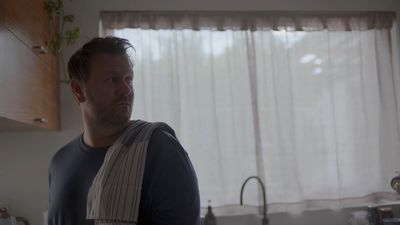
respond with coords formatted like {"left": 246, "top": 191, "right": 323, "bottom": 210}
{"left": 204, "top": 200, "right": 217, "bottom": 225}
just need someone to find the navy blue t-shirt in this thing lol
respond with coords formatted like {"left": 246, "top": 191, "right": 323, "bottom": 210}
{"left": 48, "top": 127, "right": 200, "bottom": 225}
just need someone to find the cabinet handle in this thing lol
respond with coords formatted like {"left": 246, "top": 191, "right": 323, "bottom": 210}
{"left": 34, "top": 117, "right": 48, "bottom": 124}
{"left": 32, "top": 45, "right": 48, "bottom": 54}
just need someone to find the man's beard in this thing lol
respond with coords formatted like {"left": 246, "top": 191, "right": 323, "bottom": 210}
{"left": 89, "top": 98, "right": 133, "bottom": 127}
{"left": 104, "top": 106, "right": 132, "bottom": 125}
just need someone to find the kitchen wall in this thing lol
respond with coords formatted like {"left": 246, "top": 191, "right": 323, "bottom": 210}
{"left": 1, "top": 0, "right": 400, "bottom": 225}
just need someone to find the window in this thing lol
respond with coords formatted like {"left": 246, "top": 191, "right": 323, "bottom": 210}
{"left": 101, "top": 12, "right": 400, "bottom": 214}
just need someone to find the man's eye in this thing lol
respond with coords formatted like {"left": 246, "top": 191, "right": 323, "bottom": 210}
{"left": 126, "top": 77, "right": 133, "bottom": 85}
{"left": 106, "top": 77, "right": 117, "bottom": 83}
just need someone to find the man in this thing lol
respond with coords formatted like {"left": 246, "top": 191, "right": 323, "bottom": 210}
{"left": 48, "top": 37, "right": 200, "bottom": 225}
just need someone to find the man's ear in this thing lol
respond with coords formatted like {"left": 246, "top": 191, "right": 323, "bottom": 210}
{"left": 70, "top": 79, "right": 86, "bottom": 103}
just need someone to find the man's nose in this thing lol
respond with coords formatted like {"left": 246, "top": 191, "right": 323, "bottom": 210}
{"left": 119, "top": 80, "right": 132, "bottom": 96}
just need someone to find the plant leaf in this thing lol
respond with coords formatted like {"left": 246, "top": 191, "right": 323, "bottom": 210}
{"left": 65, "top": 27, "right": 80, "bottom": 45}
{"left": 44, "top": 0, "right": 62, "bottom": 15}
{"left": 63, "top": 15, "right": 75, "bottom": 23}
{"left": 48, "top": 34, "right": 63, "bottom": 54}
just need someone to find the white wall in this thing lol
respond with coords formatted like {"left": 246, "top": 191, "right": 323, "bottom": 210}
{"left": 1, "top": 0, "right": 400, "bottom": 225}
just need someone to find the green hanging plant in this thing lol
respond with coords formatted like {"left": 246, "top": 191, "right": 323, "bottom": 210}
{"left": 44, "top": 0, "right": 80, "bottom": 84}
{"left": 44, "top": 0, "right": 80, "bottom": 54}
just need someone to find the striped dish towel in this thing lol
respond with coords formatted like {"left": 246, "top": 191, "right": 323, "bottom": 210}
{"left": 86, "top": 120, "right": 173, "bottom": 225}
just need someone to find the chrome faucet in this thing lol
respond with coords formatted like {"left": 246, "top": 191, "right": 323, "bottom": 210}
{"left": 240, "top": 176, "right": 269, "bottom": 225}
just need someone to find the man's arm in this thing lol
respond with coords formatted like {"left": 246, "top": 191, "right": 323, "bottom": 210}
{"left": 144, "top": 128, "right": 200, "bottom": 225}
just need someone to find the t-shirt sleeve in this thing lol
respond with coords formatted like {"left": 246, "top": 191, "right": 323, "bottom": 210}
{"left": 145, "top": 128, "right": 200, "bottom": 225}
{"left": 48, "top": 161, "right": 52, "bottom": 203}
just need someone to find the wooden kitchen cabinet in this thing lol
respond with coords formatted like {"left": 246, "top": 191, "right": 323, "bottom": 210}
{"left": 2, "top": 0, "right": 56, "bottom": 70}
{"left": 0, "top": 0, "right": 60, "bottom": 131}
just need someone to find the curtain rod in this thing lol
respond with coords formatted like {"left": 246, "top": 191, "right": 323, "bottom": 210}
{"left": 100, "top": 11, "right": 396, "bottom": 17}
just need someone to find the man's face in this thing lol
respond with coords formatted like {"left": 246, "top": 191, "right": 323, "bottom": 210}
{"left": 81, "top": 53, "right": 134, "bottom": 127}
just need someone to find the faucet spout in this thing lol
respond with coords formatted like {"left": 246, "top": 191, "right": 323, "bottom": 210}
{"left": 240, "top": 176, "right": 269, "bottom": 225}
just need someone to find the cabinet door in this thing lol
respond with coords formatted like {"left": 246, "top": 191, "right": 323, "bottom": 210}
{"left": 0, "top": 24, "right": 5, "bottom": 117}
{"left": 1, "top": 28, "right": 59, "bottom": 130}
{"left": 37, "top": 55, "right": 60, "bottom": 131}
{"left": 2, "top": 0, "right": 57, "bottom": 71}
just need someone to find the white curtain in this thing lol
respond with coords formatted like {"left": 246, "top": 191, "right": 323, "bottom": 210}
{"left": 101, "top": 12, "right": 400, "bottom": 215}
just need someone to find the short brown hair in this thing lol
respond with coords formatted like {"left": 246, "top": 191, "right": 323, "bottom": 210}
{"left": 67, "top": 36, "right": 134, "bottom": 82}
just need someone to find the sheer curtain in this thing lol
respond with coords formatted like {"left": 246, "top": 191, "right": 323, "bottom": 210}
{"left": 100, "top": 12, "right": 400, "bottom": 214}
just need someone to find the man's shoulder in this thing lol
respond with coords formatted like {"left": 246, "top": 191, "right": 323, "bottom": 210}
{"left": 132, "top": 120, "right": 175, "bottom": 135}
{"left": 149, "top": 123, "right": 179, "bottom": 148}
{"left": 50, "top": 135, "right": 81, "bottom": 165}
{"left": 147, "top": 123, "right": 191, "bottom": 165}
{"left": 129, "top": 119, "right": 177, "bottom": 143}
